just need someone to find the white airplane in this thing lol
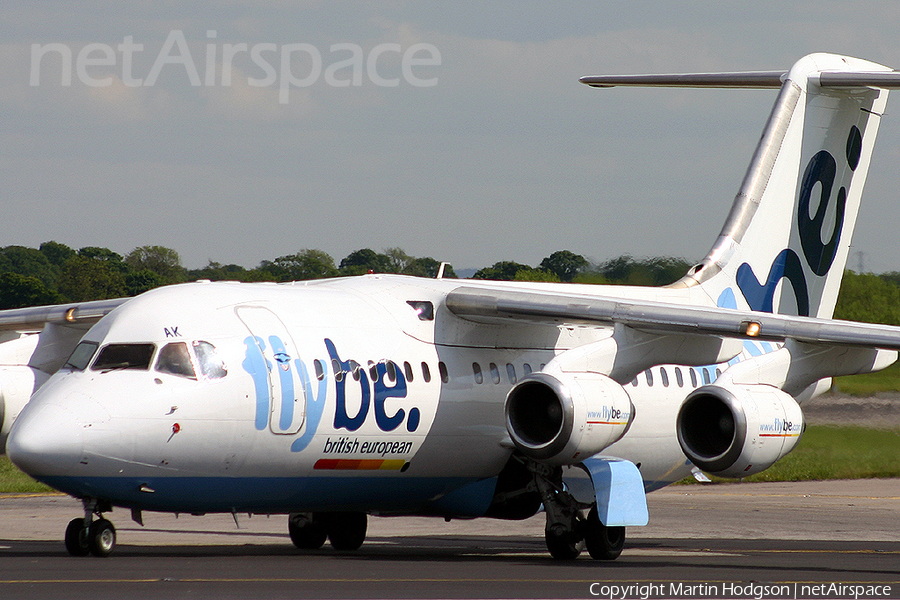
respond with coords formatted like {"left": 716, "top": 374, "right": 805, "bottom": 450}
{"left": 4, "top": 52, "right": 900, "bottom": 560}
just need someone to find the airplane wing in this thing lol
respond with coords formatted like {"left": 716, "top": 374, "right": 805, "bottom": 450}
{"left": 445, "top": 286, "right": 900, "bottom": 351}
{"left": 0, "top": 298, "right": 128, "bottom": 333}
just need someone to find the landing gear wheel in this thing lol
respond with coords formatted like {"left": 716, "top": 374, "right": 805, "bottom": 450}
{"left": 544, "top": 524, "right": 582, "bottom": 560}
{"left": 288, "top": 513, "right": 327, "bottom": 550}
{"left": 325, "top": 512, "right": 367, "bottom": 551}
{"left": 64, "top": 518, "right": 90, "bottom": 557}
{"left": 584, "top": 506, "right": 625, "bottom": 561}
{"left": 88, "top": 519, "right": 116, "bottom": 557}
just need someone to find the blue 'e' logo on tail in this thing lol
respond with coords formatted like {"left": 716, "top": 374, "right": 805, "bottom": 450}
{"left": 736, "top": 125, "right": 861, "bottom": 315}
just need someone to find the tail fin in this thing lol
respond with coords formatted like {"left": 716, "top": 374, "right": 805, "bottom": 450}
{"left": 582, "top": 53, "right": 899, "bottom": 318}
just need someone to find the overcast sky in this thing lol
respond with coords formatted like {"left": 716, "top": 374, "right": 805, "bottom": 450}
{"left": 3, "top": 2, "right": 900, "bottom": 273}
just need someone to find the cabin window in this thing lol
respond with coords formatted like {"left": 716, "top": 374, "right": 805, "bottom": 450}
{"left": 332, "top": 359, "right": 343, "bottom": 382}
{"left": 404, "top": 361, "right": 414, "bottom": 382}
{"left": 631, "top": 377, "right": 638, "bottom": 387}
{"left": 674, "top": 367, "right": 684, "bottom": 387}
{"left": 523, "top": 363, "right": 533, "bottom": 376}
{"left": 472, "top": 362, "right": 484, "bottom": 384}
{"left": 65, "top": 341, "right": 99, "bottom": 371}
{"left": 660, "top": 367, "right": 669, "bottom": 387}
{"left": 702, "top": 368, "right": 711, "bottom": 385}
{"left": 314, "top": 359, "right": 325, "bottom": 381}
{"left": 489, "top": 363, "right": 500, "bottom": 384}
{"left": 421, "top": 362, "right": 432, "bottom": 383}
{"left": 350, "top": 360, "right": 362, "bottom": 382}
{"left": 368, "top": 362, "right": 379, "bottom": 383}
{"left": 644, "top": 370, "right": 653, "bottom": 387}
{"left": 438, "top": 362, "right": 449, "bottom": 383}
{"left": 715, "top": 368, "right": 722, "bottom": 380}
{"left": 156, "top": 342, "right": 196, "bottom": 379}
{"left": 506, "top": 363, "right": 517, "bottom": 384}
{"left": 689, "top": 369, "right": 698, "bottom": 387}
{"left": 385, "top": 361, "right": 397, "bottom": 383}
{"left": 92, "top": 343, "right": 155, "bottom": 371}
{"left": 193, "top": 341, "right": 227, "bottom": 379}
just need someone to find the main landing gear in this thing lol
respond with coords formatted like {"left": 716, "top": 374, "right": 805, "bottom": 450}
{"left": 65, "top": 499, "right": 116, "bottom": 557}
{"left": 288, "top": 511, "right": 368, "bottom": 552}
{"left": 530, "top": 462, "right": 625, "bottom": 561}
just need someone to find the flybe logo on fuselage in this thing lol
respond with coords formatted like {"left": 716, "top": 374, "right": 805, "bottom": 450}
{"left": 736, "top": 125, "right": 862, "bottom": 316}
{"left": 242, "top": 336, "right": 420, "bottom": 452}
{"left": 325, "top": 339, "right": 421, "bottom": 433}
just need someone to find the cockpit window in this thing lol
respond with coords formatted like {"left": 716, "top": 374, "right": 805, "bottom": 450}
{"left": 65, "top": 341, "right": 99, "bottom": 371}
{"left": 156, "top": 342, "right": 197, "bottom": 379}
{"left": 193, "top": 340, "right": 227, "bottom": 379}
{"left": 92, "top": 343, "right": 155, "bottom": 371}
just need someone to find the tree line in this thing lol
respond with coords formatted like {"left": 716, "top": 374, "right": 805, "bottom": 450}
{"left": 0, "top": 242, "right": 896, "bottom": 327}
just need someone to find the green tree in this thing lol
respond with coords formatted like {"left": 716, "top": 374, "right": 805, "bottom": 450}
{"left": 834, "top": 271, "right": 900, "bottom": 325}
{"left": 59, "top": 256, "right": 126, "bottom": 302}
{"left": 39, "top": 241, "right": 76, "bottom": 267}
{"left": 188, "top": 261, "right": 265, "bottom": 282}
{"left": 540, "top": 251, "right": 588, "bottom": 282}
{"left": 404, "top": 257, "right": 456, "bottom": 278}
{"left": 261, "top": 250, "right": 338, "bottom": 281}
{"left": 339, "top": 249, "right": 393, "bottom": 275}
{"left": 0, "top": 245, "right": 60, "bottom": 291}
{"left": 126, "top": 246, "right": 186, "bottom": 283}
{"left": 125, "top": 270, "right": 167, "bottom": 296}
{"left": 514, "top": 268, "right": 560, "bottom": 282}
{"left": 472, "top": 261, "right": 531, "bottom": 281}
{"left": 0, "top": 272, "right": 62, "bottom": 309}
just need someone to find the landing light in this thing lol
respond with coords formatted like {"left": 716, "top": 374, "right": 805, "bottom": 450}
{"left": 743, "top": 321, "right": 761, "bottom": 337}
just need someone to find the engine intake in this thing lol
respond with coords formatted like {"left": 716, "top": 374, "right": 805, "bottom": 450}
{"left": 0, "top": 366, "right": 45, "bottom": 452}
{"left": 505, "top": 372, "right": 633, "bottom": 465}
{"left": 676, "top": 384, "right": 804, "bottom": 478}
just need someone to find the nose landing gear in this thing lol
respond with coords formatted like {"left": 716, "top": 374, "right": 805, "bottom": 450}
{"left": 64, "top": 499, "right": 116, "bottom": 557}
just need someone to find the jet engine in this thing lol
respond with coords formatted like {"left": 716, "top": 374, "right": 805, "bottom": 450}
{"left": 676, "top": 384, "right": 804, "bottom": 478}
{"left": 505, "top": 372, "right": 633, "bottom": 465}
{"left": 0, "top": 366, "right": 44, "bottom": 452}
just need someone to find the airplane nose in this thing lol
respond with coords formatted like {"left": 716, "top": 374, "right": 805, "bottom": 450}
{"left": 7, "top": 397, "right": 89, "bottom": 477}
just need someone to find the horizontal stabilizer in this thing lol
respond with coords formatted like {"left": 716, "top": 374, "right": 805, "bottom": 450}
{"left": 580, "top": 70, "right": 900, "bottom": 89}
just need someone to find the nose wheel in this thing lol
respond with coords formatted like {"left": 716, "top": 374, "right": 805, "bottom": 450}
{"left": 65, "top": 499, "right": 116, "bottom": 557}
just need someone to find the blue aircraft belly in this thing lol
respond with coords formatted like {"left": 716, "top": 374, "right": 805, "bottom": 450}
{"left": 37, "top": 474, "right": 498, "bottom": 516}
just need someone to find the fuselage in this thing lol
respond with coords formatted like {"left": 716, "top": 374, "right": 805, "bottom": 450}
{"left": 7, "top": 275, "right": 754, "bottom": 517}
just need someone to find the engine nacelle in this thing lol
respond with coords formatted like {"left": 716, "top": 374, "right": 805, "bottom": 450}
{"left": 676, "top": 384, "right": 804, "bottom": 478}
{"left": 505, "top": 372, "right": 633, "bottom": 465}
{"left": 0, "top": 366, "right": 46, "bottom": 453}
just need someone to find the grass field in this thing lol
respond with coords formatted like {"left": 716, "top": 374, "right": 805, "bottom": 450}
{"left": 0, "top": 456, "right": 54, "bottom": 494}
{"left": 832, "top": 361, "right": 900, "bottom": 396}
{"left": 2, "top": 425, "right": 899, "bottom": 494}
{"left": 686, "top": 424, "right": 900, "bottom": 484}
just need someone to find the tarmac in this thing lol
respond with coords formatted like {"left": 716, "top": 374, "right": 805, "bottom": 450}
{"left": 1, "top": 478, "right": 898, "bottom": 599}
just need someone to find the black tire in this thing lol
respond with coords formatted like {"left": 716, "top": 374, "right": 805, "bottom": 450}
{"left": 288, "top": 513, "right": 328, "bottom": 550}
{"left": 584, "top": 506, "right": 625, "bottom": 560}
{"left": 545, "top": 526, "right": 581, "bottom": 560}
{"left": 64, "top": 518, "right": 90, "bottom": 557}
{"left": 88, "top": 519, "right": 116, "bottom": 558}
{"left": 325, "top": 512, "right": 367, "bottom": 552}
